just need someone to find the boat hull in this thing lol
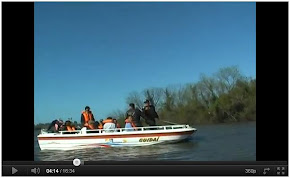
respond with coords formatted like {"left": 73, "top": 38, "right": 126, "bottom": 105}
{"left": 38, "top": 126, "right": 197, "bottom": 150}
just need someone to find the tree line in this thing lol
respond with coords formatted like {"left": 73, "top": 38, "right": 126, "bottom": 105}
{"left": 111, "top": 66, "right": 256, "bottom": 126}
{"left": 35, "top": 66, "right": 256, "bottom": 129}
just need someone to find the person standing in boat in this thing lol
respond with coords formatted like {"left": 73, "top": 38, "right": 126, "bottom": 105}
{"left": 142, "top": 99, "right": 159, "bottom": 126}
{"left": 126, "top": 103, "right": 143, "bottom": 127}
{"left": 81, "top": 106, "right": 96, "bottom": 129}
{"left": 47, "top": 119, "right": 64, "bottom": 132}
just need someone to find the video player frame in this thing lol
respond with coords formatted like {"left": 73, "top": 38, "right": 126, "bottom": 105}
{"left": 1, "top": 1, "right": 288, "bottom": 176}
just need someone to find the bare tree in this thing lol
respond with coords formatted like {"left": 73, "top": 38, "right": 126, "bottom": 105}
{"left": 108, "top": 109, "right": 126, "bottom": 120}
{"left": 163, "top": 87, "right": 176, "bottom": 111}
{"left": 215, "top": 66, "right": 242, "bottom": 93}
{"left": 199, "top": 74, "right": 218, "bottom": 106}
{"left": 126, "top": 91, "right": 143, "bottom": 109}
{"left": 187, "top": 84, "right": 199, "bottom": 103}
{"left": 175, "top": 86, "right": 186, "bottom": 107}
{"left": 143, "top": 87, "right": 164, "bottom": 111}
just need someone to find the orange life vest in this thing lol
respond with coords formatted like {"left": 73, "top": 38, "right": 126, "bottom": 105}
{"left": 98, "top": 123, "right": 103, "bottom": 129}
{"left": 66, "top": 126, "right": 76, "bottom": 131}
{"left": 82, "top": 111, "right": 93, "bottom": 123}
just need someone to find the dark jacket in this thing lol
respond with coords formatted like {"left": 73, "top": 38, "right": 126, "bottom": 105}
{"left": 80, "top": 112, "right": 95, "bottom": 126}
{"left": 142, "top": 105, "right": 159, "bottom": 120}
{"left": 47, "top": 120, "right": 63, "bottom": 132}
{"left": 126, "top": 108, "right": 143, "bottom": 127}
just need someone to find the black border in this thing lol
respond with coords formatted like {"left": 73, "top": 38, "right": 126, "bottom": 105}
{"left": 2, "top": 161, "right": 288, "bottom": 165}
{"left": 2, "top": 165, "right": 288, "bottom": 176}
{"left": 1, "top": 1, "right": 288, "bottom": 165}
{"left": 2, "top": 2, "right": 34, "bottom": 161}
{"left": 256, "top": 2, "right": 288, "bottom": 161}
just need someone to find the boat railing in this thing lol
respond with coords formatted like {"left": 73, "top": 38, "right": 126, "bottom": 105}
{"left": 56, "top": 124, "right": 191, "bottom": 135}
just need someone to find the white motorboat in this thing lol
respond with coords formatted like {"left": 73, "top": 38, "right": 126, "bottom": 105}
{"left": 37, "top": 124, "right": 197, "bottom": 150}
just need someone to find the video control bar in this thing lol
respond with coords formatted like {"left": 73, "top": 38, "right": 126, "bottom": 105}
{"left": 2, "top": 165, "right": 288, "bottom": 176}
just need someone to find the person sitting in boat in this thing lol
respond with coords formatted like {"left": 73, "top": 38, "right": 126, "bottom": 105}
{"left": 124, "top": 115, "right": 136, "bottom": 131}
{"left": 47, "top": 119, "right": 64, "bottom": 133}
{"left": 81, "top": 106, "right": 96, "bottom": 129}
{"left": 113, "top": 118, "right": 121, "bottom": 128}
{"left": 94, "top": 120, "right": 100, "bottom": 129}
{"left": 142, "top": 99, "right": 159, "bottom": 126}
{"left": 126, "top": 103, "right": 144, "bottom": 127}
{"left": 102, "top": 117, "right": 116, "bottom": 132}
{"left": 113, "top": 118, "right": 121, "bottom": 132}
{"left": 64, "top": 120, "right": 76, "bottom": 131}
{"left": 88, "top": 120, "right": 97, "bottom": 130}
{"left": 98, "top": 119, "right": 104, "bottom": 129}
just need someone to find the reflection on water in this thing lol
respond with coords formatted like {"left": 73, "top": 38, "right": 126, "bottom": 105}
{"left": 35, "top": 122, "right": 256, "bottom": 161}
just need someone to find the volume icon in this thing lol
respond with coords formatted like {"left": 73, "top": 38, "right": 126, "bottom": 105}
{"left": 31, "top": 168, "right": 40, "bottom": 174}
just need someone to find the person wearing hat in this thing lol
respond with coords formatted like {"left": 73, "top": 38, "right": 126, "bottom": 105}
{"left": 81, "top": 106, "right": 96, "bottom": 129}
{"left": 142, "top": 99, "right": 159, "bottom": 126}
{"left": 126, "top": 103, "right": 143, "bottom": 127}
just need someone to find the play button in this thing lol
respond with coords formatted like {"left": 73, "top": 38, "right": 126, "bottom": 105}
{"left": 12, "top": 167, "right": 18, "bottom": 174}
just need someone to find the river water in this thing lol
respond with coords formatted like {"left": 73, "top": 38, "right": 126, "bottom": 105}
{"left": 34, "top": 122, "right": 256, "bottom": 161}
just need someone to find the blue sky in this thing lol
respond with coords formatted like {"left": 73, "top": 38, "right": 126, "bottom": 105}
{"left": 34, "top": 2, "right": 256, "bottom": 124}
